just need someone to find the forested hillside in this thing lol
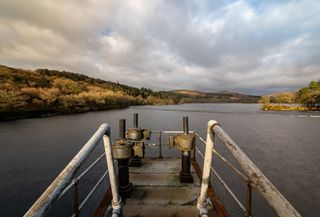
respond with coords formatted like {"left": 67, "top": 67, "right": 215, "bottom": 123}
{"left": 0, "top": 65, "right": 259, "bottom": 120}
{"left": 0, "top": 65, "right": 178, "bottom": 120}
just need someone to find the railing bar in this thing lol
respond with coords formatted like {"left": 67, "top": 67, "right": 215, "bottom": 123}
{"left": 58, "top": 153, "right": 107, "bottom": 200}
{"left": 152, "top": 130, "right": 195, "bottom": 134}
{"left": 210, "top": 167, "right": 246, "bottom": 212}
{"left": 212, "top": 149, "right": 248, "bottom": 182}
{"left": 195, "top": 147, "right": 205, "bottom": 159}
{"left": 77, "top": 153, "right": 106, "bottom": 180}
{"left": 57, "top": 183, "right": 74, "bottom": 200}
{"left": 196, "top": 133, "right": 249, "bottom": 182}
{"left": 79, "top": 170, "right": 109, "bottom": 210}
{"left": 195, "top": 133, "right": 206, "bottom": 144}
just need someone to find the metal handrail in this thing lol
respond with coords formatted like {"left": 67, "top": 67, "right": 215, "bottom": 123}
{"left": 196, "top": 133, "right": 248, "bottom": 182}
{"left": 58, "top": 153, "right": 106, "bottom": 200}
{"left": 79, "top": 170, "right": 109, "bottom": 211}
{"left": 195, "top": 147, "right": 246, "bottom": 211}
{"left": 24, "top": 124, "right": 122, "bottom": 217}
{"left": 197, "top": 120, "right": 302, "bottom": 217}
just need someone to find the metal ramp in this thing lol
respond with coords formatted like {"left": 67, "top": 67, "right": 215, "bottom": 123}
{"left": 123, "top": 158, "right": 202, "bottom": 217}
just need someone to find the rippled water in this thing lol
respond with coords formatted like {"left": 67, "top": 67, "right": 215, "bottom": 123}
{"left": 0, "top": 104, "right": 319, "bottom": 217}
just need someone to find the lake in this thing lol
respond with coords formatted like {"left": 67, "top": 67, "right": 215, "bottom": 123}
{"left": 0, "top": 104, "right": 319, "bottom": 217}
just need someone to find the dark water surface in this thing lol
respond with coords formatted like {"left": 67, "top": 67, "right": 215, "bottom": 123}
{"left": 0, "top": 104, "right": 319, "bottom": 217}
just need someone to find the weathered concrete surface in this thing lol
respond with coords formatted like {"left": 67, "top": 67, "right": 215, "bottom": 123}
{"left": 120, "top": 158, "right": 212, "bottom": 217}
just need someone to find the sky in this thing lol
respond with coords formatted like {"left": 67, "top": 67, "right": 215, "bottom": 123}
{"left": 0, "top": 0, "right": 319, "bottom": 94}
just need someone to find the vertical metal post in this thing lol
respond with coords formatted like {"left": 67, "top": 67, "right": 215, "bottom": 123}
{"left": 117, "top": 119, "right": 131, "bottom": 198}
{"left": 119, "top": 119, "right": 125, "bottom": 139}
{"left": 133, "top": 113, "right": 138, "bottom": 128}
{"left": 103, "top": 134, "right": 122, "bottom": 216}
{"left": 72, "top": 179, "right": 80, "bottom": 217}
{"left": 246, "top": 182, "right": 253, "bottom": 217}
{"left": 158, "top": 131, "right": 163, "bottom": 159}
{"left": 197, "top": 120, "right": 218, "bottom": 216}
{"left": 179, "top": 116, "right": 193, "bottom": 183}
{"left": 183, "top": 116, "right": 189, "bottom": 134}
{"left": 193, "top": 144, "right": 196, "bottom": 162}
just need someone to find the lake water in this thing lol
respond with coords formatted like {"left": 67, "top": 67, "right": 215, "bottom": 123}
{"left": 0, "top": 104, "right": 319, "bottom": 217}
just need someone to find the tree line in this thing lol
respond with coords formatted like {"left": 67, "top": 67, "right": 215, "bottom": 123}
{"left": 0, "top": 65, "right": 175, "bottom": 119}
{"left": 259, "top": 80, "right": 320, "bottom": 110}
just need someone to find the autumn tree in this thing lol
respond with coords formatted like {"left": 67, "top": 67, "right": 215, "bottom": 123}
{"left": 298, "top": 80, "right": 320, "bottom": 107}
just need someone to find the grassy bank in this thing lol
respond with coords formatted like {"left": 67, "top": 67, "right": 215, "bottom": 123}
{"left": 261, "top": 104, "right": 319, "bottom": 111}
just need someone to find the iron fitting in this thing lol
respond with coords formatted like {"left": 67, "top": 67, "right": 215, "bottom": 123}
{"left": 112, "top": 140, "right": 133, "bottom": 159}
{"left": 175, "top": 133, "right": 195, "bottom": 152}
{"left": 127, "top": 128, "right": 144, "bottom": 140}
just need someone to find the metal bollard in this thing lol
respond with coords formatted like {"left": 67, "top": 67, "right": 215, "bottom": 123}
{"left": 113, "top": 119, "right": 132, "bottom": 198}
{"left": 177, "top": 116, "right": 194, "bottom": 183}
{"left": 129, "top": 113, "right": 144, "bottom": 167}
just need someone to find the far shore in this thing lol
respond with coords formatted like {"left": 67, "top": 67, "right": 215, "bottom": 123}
{"left": 261, "top": 104, "right": 320, "bottom": 111}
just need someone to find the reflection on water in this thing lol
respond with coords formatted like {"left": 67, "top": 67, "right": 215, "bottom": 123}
{"left": 0, "top": 104, "right": 319, "bottom": 217}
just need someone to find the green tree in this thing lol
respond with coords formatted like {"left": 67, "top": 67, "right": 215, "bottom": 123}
{"left": 298, "top": 80, "right": 320, "bottom": 107}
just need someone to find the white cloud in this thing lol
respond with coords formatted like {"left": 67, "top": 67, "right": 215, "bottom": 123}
{"left": 0, "top": 0, "right": 319, "bottom": 94}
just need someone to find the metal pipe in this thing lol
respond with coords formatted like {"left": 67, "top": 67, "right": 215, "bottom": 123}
{"left": 118, "top": 159, "right": 130, "bottom": 198}
{"left": 183, "top": 116, "right": 189, "bottom": 134}
{"left": 24, "top": 124, "right": 110, "bottom": 217}
{"left": 133, "top": 113, "right": 138, "bottom": 128}
{"left": 103, "top": 135, "right": 122, "bottom": 216}
{"left": 197, "top": 120, "right": 217, "bottom": 213}
{"left": 119, "top": 119, "right": 126, "bottom": 139}
{"left": 181, "top": 151, "right": 191, "bottom": 174}
{"left": 212, "top": 124, "right": 302, "bottom": 217}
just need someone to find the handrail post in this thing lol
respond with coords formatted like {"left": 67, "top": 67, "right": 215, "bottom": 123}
{"left": 158, "top": 131, "right": 163, "bottom": 159}
{"left": 72, "top": 179, "right": 80, "bottom": 217}
{"left": 245, "top": 182, "right": 253, "bottom": 217}
{"left": 197, "top": 120, "right": 218, "bottom": 217}
{"left": 193, "top": 144, "right": 196, "bottom": 162}
{"left": 103, "top": 132, "right": 122, "bottom": 217}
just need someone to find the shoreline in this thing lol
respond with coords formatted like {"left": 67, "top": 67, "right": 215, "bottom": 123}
{"left": 261, "top": 104, "right": 320, "bottom": 111}
{"left": 0, "top": 102, "right": 260, "bottom": 122}
{"left": 0, "top": 104, "right": 131, "bottom": 122}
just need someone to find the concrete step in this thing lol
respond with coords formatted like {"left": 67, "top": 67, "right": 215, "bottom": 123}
{"left": 123, "top": 204, "right": 198, "bottom": 217}
{"left": 124, "top": 186, "right": 198, "bottom": 206}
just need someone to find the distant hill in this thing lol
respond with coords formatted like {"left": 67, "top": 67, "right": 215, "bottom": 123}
{"left": 0, "top": 65, "right": 259, "bottom": 120}
{"left": 171, "top": 89, "right": 259, "bottom": 103}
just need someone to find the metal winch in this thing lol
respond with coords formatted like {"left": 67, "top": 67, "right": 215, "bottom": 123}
{"left": 127, "top": 113, "right": 151, "bottom": 167}
{"left": 112, "top": 119, "right": 133, "bottom": 198}
{"left": 169, "top": 116, "right": 195, "bottom": 183}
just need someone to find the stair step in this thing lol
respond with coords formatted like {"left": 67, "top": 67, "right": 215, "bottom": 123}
{"left": 124, "top": 186, "right": 198, "bottom": 206}
{"left": 123, "top": 204, "right": 198, "bottom": 217}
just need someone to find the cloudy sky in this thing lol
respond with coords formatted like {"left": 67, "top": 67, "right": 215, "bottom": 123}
{"left": 0, "top": 0, "right": 319, "bottom": 94}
